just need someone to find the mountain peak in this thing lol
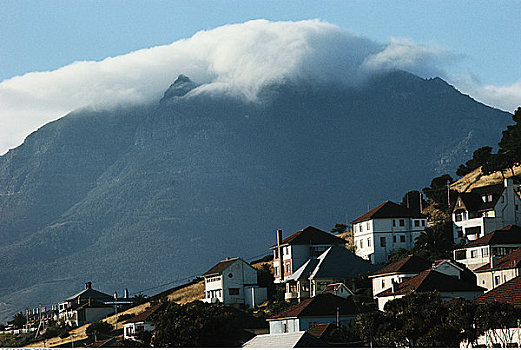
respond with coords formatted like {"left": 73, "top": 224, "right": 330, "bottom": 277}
{"left": 160, "top": 74, "right": 198, "bottom": 103}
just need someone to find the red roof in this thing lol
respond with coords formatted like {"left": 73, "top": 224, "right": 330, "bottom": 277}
{"left": 202, "top": 257, "right": 240, "bottom": 276}
{"left": 474, "top": 276, "right": 521, "bottom": 307}
{"left": 123, "top": 302, "right": 165, "bottom": 324}
{"left": 306, "top": 323, "right": 336, "bottom": 339}
{"left": 376, "top": 269, "right": 485, "bottom": 297}
{"left": 464, "top": 225, "right": 521, "bottom": 248}
{"left": 267, "top": 294, "right": 358, "bottom": 320}
{"left": 475, "top": 247, "right": 521, "bottom": 271}
{"left": 351, "top": 201, "right": 426, "bottom": 224}
{"left": 270, "top": 226, "right": 346, "bottom": 248}
{"left": 370, "top": 254, "right": 431, "bottom": 276}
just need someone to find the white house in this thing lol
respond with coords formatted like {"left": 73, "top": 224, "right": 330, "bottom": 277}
{"left": 369, "top": 254, "right": 431, "bottom": 297}
{"left": 123, "top": 303, "right": 164, "bottom": 342}
{"left": 266, "top": 294, "right": 358, "bottom": 334}
{"left": 473, "top": 247, "right": 521, "bottom": 291}
{"left": 453, "top": 224, "right": 521, "bottom": 270}
{"left": 201, "top": 257, "right": 267, "bottom": 308}
{"left": 374, "top": 266, "right": 484, "bottom": 311}
{"left": 452, "top": 177, "right": 521, "bottom": 242}
{"left": 284, "top": 246, "right": 374, "bottom": 300}
{"left": 351, "top": 201, "right": 427, "bottom": 264}
{"left": 270, "top": 227, "right": 347, "bottom": 283}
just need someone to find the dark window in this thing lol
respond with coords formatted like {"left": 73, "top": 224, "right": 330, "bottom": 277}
{"left": 454, "top": 250, "right": 466, "bottom": 260}
{"left": 399, "top": 219, "right": 405, "bottom": 226}
{"left": 274, "top": 250, "right": 278, "bottom": 259}
{"left": 229, "top": 288, "right": 240, "bottom": 295}
{"left": 380, "top": 237, "right": 386, "bottom": 247}
{"left": 414, "top": 220, "right": 420, "bottom": 227}
{"left": 400, "top": 235, "right": 405, "bottom": 243}
{"left": 393, "top": 219, "right": 396, "bottom": 227}
{"left": 228, "top": 273, "right": 233, "bottom": 278}
{"left": 393, "top": 235, "right": 396, "bottom": 243}
{"left": 494, "top": 276, "right": 500, "bottom": 286}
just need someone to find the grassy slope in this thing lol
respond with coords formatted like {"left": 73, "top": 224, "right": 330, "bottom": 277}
{"left": 451, "top": 165, "right": 521, "bottom": 193}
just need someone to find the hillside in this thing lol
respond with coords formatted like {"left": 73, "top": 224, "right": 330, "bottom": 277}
{"left": 0, "top": 71, "right": 511, "bottom": 321}
{"left": 451, "top": 165, "right": 521, "bottom": 192}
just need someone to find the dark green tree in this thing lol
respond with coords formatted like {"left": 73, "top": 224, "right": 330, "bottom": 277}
{"left": 456, "top": 146, "right": 494, "bottom": 177}
{"left": 422, "top": 174, "right": 458, "bottom": 211}
{"left": 413, "top": 220, "right": 454, "bottom": 261}
{"left": 445, "top": 298, "right": 480, "bottom": 346}
{"left": 385, "top": 247, "right": 410, "bottom": 265}
{"left": 86, "top": 321, "right": 113, "bottom": 339}
{"left": 400, "top": 190, "right": 427, "bottom": 213}
{"left": 475, "top": 301, "right": 521, "bottom": 346}
{"left": 10, "top": 312, "right": 26, "bottom": 329}
{"left": 331, "top": 223, "right": 348, "bottom": 234}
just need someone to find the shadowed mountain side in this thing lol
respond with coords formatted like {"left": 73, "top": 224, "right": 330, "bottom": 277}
{"left": 0, "top": 71, "right": 511, "bottom": 321}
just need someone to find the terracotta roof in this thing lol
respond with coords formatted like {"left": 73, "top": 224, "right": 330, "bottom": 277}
{"left": 123, "top": 302, "right": 165, "bottom": 324}
{"left": 376, "top": 269, "right": 485, "bottom": 297}
{"left": 202, "top": 257, "right": 240, "bottom": 276}
{"left": 351, "top": 201, "right": 426, "bottom": 224}
{"left": 306, "top": 323, "right": 336, "bottom": 339}
{"left": 475, "top": 247, "right": 521, "bottom": 271}
{"left": 270, "top": 226, "right": 346, "bottom": 248}
{"left": 268, "top": 294, "right": 358, "bottom": 320}
{"left": 370, "top": 254, "right": 431, "bottom": 276}
{"left": 464, "top": 225, "right": 521, "bottom": 248}
{"left": 474, "top": 276, "right": 521, "bottom": 307}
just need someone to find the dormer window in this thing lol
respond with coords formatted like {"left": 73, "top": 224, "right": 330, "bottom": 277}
{"left": 488, "top": 194, "right": 493, "bottom": 202}
{"left": 482, "top": 195, "right": 487, "bottom": 202}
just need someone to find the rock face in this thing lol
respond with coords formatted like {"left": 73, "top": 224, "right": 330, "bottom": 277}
{"left": 0, "top": 71, "right": 511, "bottom": 321}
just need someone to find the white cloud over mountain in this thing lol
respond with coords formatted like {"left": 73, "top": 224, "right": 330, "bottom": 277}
{"left": 0, "top": 19, "right": 519, "bottom": 155}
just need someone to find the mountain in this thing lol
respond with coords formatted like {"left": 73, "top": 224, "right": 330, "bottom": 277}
{"left": 0, "top": 71, "right": 511, "bottom": 321}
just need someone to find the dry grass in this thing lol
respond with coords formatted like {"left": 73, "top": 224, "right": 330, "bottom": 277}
{"left": 166, "top": 280, "right": 205, "bottom": 304}
{"left": 451, "top": 165, "right": 521, "bottom": 193}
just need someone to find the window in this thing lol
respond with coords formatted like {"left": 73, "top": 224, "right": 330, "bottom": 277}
{"left": 274, "top": 250, "right": 278, "bottom": 259}
{"left": 393, "top": 219, "right": 396, "bottom": 227}
{"left": 454, "top": 250, "right": 466, "bottom": 260}
{"left": 470, "top": 250, "right": 477, "bottom": 258}
{"left": 359, "top": 223, "right": 363, "bottom": 232}
{"left": 282, "top": 323, "right": 288, "bottom": 333}
{"left": 414, "top": 220, "right": 420, "bottom": 227}
{"left": 488, "top": 194, "right": 493, "bottom": 202}
{"left": 354, "top": 225, "right": 357, "bottom": 233}
{"left": 393, "top": 235, "right": 397, "bottom": 243}
{"left": 482, "top": 195, "right": 487, "bottom": 203}
{"left": 360, "top": 240, "right": 364, "bottom": 249}
{"left": 285, "top": 263, "right": 291, "bottom": 273}
{"left": 422, "top": 220, "right": 426, "bottom": 226}
{"left": 228, "top": 273, "right": 233, "bottom": 278}
{"left": 382, "top": 280, "right": 385, "bottom": 288}
{"left": 494, "top": 276, "right": 500, "bottom": 286}
{"left": 458, "top": 199, "right": 462, "bottom": 206}
{"left": 229, "top": 288, "right": 240, "bottom": 295}
{"left": 455, "top": 213, "right": 463, "bottom": 222}
{"left": 367, "top": 238, "right": 371, "bottom": 247}
{"left": 380, "top": 237, "right": 386, "bottom": 247}
{"left": 366, "top": 222, "right": 371, "bottom": 230}
{"left": 274, "top": 266, "right": 279, "bottom": 276}
{"left": 399, "top": 219, "right": 405, "bottom": 226}
{"left": 482, "top": 247, "right": 489, "bottom": 257}
{"left": 400, "top": 235, "right": 405, "bottom": 243}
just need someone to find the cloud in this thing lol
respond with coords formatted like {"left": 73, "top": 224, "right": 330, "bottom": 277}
{"left": 0, "top": 19, "right": 487, "bottom": 154}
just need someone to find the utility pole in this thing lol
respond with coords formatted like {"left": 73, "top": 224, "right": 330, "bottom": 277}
{"left": 447, "top": 180, "right": 451, "bottom": 211}
{"left": 419, "top": 191, "right": 423, "bottom": 213}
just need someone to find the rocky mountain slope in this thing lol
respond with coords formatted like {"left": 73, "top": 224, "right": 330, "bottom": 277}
{"left": 0, "top": 71, "right": 511, "bottom": 321}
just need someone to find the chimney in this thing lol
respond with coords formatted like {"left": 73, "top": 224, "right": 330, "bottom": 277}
{"left": 85, "top": 282, "right": 92, "bottom": 290}
{"left": 124, "top": 288, "right": 129, "bottom": 299}
{"left": 277, "top": 230, "right": 284, "bottom": 280}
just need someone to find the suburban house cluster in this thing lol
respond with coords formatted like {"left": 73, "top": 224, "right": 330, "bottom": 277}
{"left": 8, "top": 175, "right": 521, "bottom": 347}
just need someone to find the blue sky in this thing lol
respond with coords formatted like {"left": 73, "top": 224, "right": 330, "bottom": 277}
{"left": 2, "top": 1, "right": 519, "bottom": 85}
{"left": 1, "top": 1, "right": 520, "bottom": 154}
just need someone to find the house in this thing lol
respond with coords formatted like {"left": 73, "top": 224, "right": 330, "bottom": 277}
{"left": 351, "top": 201, "right": 427, "bottom": 264}
{"left": 470, "top": 276, "right": 521, "bottom": 347}
{"left": 374, "top": 268, "right": 485, "bottom": 311}
{"left": 321, "top": 283, "right": 353, "bottom": 300}
{"left": 453, "top": 224, "right": 521, "bottom": 270}
{"left": 473, "top": 247, "right": 521, "bottom": 291}
{"left": 58, "top": 282, "right": 133, "bottom": 327}
{"left": 452, "top": 177, "right": 521, "bottom": 242}
{"left": 369, "top": 254, "right": 431, "bottom": 297}
{"left": 267, "top": 293, "right": 359, "bottom": 334}
{"left": 201, "top": 257, "right": 267, "bottom": 308}
{"left": 241, "top": 331, "right": 328, "bottom": 348}
{"left": 123, "top": 303, "right": 165, "bottom": 342}
{"left": 284, "top": 246, "right": 375, "bottom": 300}
{"left": 271, "top": 226, "right": 347, "bottom": 283}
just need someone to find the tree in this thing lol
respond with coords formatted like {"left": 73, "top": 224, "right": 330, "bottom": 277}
{"left": 151, "top": 301, "right": 266, "bottom": 347}
{"left": 445, "top": 298, "right": 480, "bottom": 346}
{"left": 331, "top": 223, "right": 348, "bottom": 234}
{"left": 422, "top": 174, "right": 457, "bottom": 211}
{"left": 10, "top": 312, "right": 26, "bottom": 329}
{"left": 385, "top": 247, "right": 410, "bottom": 265}
{"left": 456, "top": 146, "right": 494, "bottom": 177}
{"left": 413, "top": 220, "right": 454, "bottom": 261}
{"left": 475, "top": 301, "right": 521, "bottom": 347}
{"left": 86, "top": 321, "right": 113, "bottom": 339}
{"left": 482, "top": 107, "right": 521, "bottom": 178}
{"left": 400, "top": 190, "right": 427, "bottom": 214}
